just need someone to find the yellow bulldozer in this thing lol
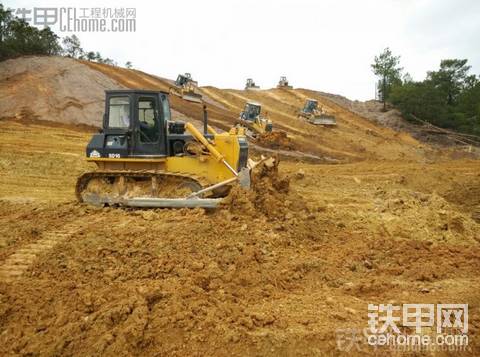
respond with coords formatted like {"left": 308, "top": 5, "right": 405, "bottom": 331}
{"left": 169, "top": 73, "right": 203, "bottom": 103}
{"left": 298, "top": 98, "right": 337, "bottom": 126}
{"left": 76, "top": 90, "right": 255, "bottom": 208}
{"left": 245, "top": 78, "right": 260, "bottom": 90}
{"left": 277, "top": 76, "right": 292, "bottom": 89}
{"left": 237, "top": 101, "right": 273, "bottom": 138}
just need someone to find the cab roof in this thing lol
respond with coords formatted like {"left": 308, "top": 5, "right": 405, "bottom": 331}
{"left": 105, "top": 89, "right": 169, "bottom": 95}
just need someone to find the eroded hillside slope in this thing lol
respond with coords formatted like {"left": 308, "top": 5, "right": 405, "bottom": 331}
{"left": 0, "top": 56, "right": 441, "bottom": 163}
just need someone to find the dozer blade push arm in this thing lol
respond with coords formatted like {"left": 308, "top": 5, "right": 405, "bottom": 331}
{"left": 184, "top": 122, "right": 238, "bottom": 176}
{"left": 187, "top": 157, "right": 267, "bottom": 198}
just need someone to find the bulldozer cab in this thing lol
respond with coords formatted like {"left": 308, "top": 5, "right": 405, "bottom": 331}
{"left": 175, "top": 73, "right": 192, "bottom": 87}
{"left": 303, "top": 99, "right": 318, "bottom": 113}
{"left": 81, "top": 89, "right": 251, "bottom": 209}
{"left": 241, "top": 102, "right": 261, "bottom": 121}
{"left": 102, "top": 90, "right": 170, "bottom": 156}
{"left": 245, "top": 78, "right": 260, "bottom": 90}
{"left": 277, "top": 76, "right": 292, "bottom": 89}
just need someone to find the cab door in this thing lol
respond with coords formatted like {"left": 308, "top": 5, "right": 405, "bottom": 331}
{"left": 133, "top": 94, "right": 166, "bottom": 156}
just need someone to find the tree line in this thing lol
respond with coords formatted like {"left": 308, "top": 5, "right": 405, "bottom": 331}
{"left": 372, "top": 48, "right": 480, "bottom": 136}
{"left": 0, "top": 4, "right": 132, "bottom": 67}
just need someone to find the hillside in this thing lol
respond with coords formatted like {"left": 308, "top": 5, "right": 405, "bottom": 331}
{"left": 0, "top": 56, "right": 122, "bottom": 127}
{"left": 0, "top": 55, "right": 450, "bottom": 163}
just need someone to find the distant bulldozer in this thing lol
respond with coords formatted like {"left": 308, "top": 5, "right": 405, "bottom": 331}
{"left": 298, "top": 98, "right": 336, "bottom": 126}
{"left": 277, "top": 76, "right": 292, "bottom": 89}
{"left": 245, "top": 78, "right": 260, "bottom": 90}
{"left": 170, "top": 73, "right": 202, "bottom": 103}
{"left": 237, "top": 101, "right": 272, "bottom": 137}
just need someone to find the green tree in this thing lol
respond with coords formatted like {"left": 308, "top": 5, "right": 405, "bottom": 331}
{"left": 94, "top": 51, "right": 102, "bottom": 62}
{"left": 402, "top": 72, "right": 413, "bottom": 84}
{"left": 0, "top": 4, "right": 13, "bottom": 44}
{"left": 86, "top": 51, "right": 95, "bottom": 61}
{"left": 457, "top": 80, "right": 480, "bottom": 125}
{"left": 389, "top": 59, "right": 480, "bottom": 136}
{"left": 427, "top": 59, "right": 475, "bottom": 106}
{"left": 390, "top": 81, "right": 449, "bottom": 127}
{"left": 125, "top": 61, "right": 132, "bottom": 69}
{"left": 62, "top": 34, "right": 82, "bottom": 58}
{"left": 1, "top": 4, "right": 61, "bottom": 61}
{"left": 371, "top": 48, "right": 403, "bottom": 111}
{"left": 38, "top": 27, "right": 61, "bottom": 55}
{"left": 0, "top": 4, "right": 116, "bottom": 68}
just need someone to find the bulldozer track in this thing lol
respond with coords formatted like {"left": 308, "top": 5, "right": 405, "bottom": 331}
{"left": 75, "top": 170, "right": 211, "bottom": 203}
{"left": 0, "top": 224, "right": 79, "bottom": 283}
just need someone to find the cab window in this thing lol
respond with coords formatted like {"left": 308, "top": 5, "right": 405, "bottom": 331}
{"left": 108, "top": 96, "right": 130, "bottom": 128}
{"left": 160, "top": 94, "right": 171, "bottom": 122}
{"left": 138, "top": 97, "right": 159, "bottom": 142}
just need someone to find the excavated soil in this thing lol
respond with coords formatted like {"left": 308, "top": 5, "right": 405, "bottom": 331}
{"left": 1, "top": 56, "right": 479, "bottom": 355}
{"left": 0, "top": 119, "right": 479, "bottom": 356}
{"left": 255, "top": 131, "right": 295, "bottom": 151}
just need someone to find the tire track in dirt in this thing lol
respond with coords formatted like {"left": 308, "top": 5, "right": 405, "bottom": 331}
{"left": 0, "top": 223, "right": 80, "bottom": 282}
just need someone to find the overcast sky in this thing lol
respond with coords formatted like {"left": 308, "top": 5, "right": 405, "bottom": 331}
{"left": 5, "top": 0, "right": 480, "bottom": 100}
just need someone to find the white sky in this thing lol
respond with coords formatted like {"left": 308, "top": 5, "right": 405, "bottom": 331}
{"left": 5, "top": 0, "right": 480, "bottom": 100}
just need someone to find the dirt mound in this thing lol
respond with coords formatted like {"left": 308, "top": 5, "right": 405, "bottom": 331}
{"left": 222, "top": 158, "right": 291, "bottom": 216}
{"left": 0, "top": 56, "right": 124, "bottom": 126}
{"left": 255, "top": 131, "right": 295, "bottom": 150}
{"left": 222, "top": 159, "right": 317, "bottom": 236}
{"left": 370, "top": 188, "right": 479, "bottom": 244}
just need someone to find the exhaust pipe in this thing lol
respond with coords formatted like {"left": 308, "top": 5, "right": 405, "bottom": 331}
{"left": 203, "top": 104, "right": 208, "bottom": 135}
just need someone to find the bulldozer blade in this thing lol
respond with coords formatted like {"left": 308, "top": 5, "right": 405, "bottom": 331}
{"left": 309, "top": 116, "right": 337, "bottom": 126}
{"left": 237, "top": 167, "right": 251, "bottom": 188}
{"left": 123, "top": 197, "right": 221, "bottom": 208}
{"left": 182, "top": 93, "right": 203, "bottom": 103}
{"left": 81, "top": 193, "right": 221, "bottom": 208}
